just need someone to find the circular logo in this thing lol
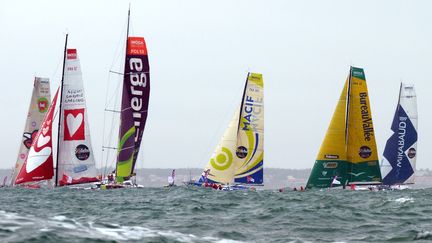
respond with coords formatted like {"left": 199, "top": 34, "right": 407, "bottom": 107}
{"left": 210, "top": 147, "right": 233, "bottom": 171}
{"left": 408, "top": 148, "right": 416, "bottom": 159}
{"left": 359, "top": 146, "right": 372, "bottom": 158}
{"left": 75, "top": 144, "right": 90, "bottom": 160}
{"left": 236, "top": 146, "right": 248, "bottom": 159}
{"left": 37, "top": 97, "right": 49, "bottom": 113}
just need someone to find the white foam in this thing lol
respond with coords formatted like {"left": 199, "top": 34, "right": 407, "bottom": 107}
{"left": 414, "top": 231, "right": 432, "bottom": 240}
{"left": 394, "top": 197, "right": 414, "bottom": 203}
{"left": 51, "top": 215, "right": 68, "bottom": 221}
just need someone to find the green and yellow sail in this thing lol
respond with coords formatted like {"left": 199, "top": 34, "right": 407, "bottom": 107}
{"left": 306, "top": 67, "right": 382, "bottom": 189}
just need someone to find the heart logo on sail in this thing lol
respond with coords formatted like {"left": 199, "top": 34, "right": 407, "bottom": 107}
{"left": 66, "top": 113, "right": 83, "bottom": 137}
{"left": 37, "top": 135, "right": 50, "bottom": 148}
{"left": 41, "top": 126, "right": 49, "bottom": 136}
{"left": 26, "top": 147, "right": 52, "bottom": 173}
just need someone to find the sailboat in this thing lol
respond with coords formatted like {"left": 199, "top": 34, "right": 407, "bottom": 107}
{"left": 99, "top": 8, "right": 150, "bottom": 189}
{"left": 14, "top": 35, "right": 99, "bottom": 187}
{"left": 306, "top": 67, "right": 382, "bottom": 189}
{"left": 380, "top": 83, "right": 417, "bottom": 189}
{"left": 11, "top": 77, "right": 51, "bottom": 186}
{"left": 188, "top": 73, "right": 264, "bottom": 191}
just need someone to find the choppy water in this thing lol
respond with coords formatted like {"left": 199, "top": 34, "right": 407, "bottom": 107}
{"left": 0, "top": 187, "right": 432, "bottom": 242}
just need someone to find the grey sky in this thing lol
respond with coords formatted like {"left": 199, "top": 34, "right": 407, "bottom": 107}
{"left": 1, "top": 0, "right": 431, "bottom": 170}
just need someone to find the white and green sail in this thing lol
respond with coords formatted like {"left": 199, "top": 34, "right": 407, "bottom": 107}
{"left": 306, "top": 67, "right": 382, "bottom": 188}
{"left": 202, "top": 73, "right": 264, "bottom": 185}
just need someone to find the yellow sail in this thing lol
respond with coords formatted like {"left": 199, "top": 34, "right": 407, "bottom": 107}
{"left": 306, "top": 78, "right": 349, "bottom": 188}
{"left": 317, "top": 79, "right": 348, "bottom": 162}
{"left": 346, "top": 67, "right": 381, "bottom": 183}
{"left": 204, "top": 108, "right": 241, "bottom": 184}
{"left": 307, "top": 67, "right": 382, "bottom": 188}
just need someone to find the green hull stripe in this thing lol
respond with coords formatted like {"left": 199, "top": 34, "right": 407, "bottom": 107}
{"left": 306, "top": 160, "right": 382, "bottom": 189}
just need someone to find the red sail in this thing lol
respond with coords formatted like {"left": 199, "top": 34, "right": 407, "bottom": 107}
{"left": 15, "top": 88, "right": 60, "bottom": 185}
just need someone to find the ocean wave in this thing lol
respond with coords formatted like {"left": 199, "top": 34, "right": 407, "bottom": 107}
{"left": 0, "top": 211, "right": 242, "bottom": 242}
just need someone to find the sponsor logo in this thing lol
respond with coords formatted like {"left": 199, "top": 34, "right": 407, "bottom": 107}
{"left": 128, "top": 54, "right": 148, "bottom": 143}
{"left": 408, "top": 148, "right": 416, "bottom": 159}
{"left": 23, "top": 130, "right": 38, "bottom": 149}
{"left": 67, "top": 49, "right": 77, "bottom": 59}
{"left": 75, "top": 144, "right": 90, "bottom": 161}
{"left": 73, "top": 164, "right": 88, "bottom": 173}
{"left": 359, "top": 92, "right": 374, "bottom": 141}
{"left": 322, "top": 162, "right": 338, "bottom": 168}
{"left": 236, "top": 146, "right": 248, "bottom": 159}
{"left": 321, "top": 171, "right": 327, "bottom": 176}
{"left": 324, "top": 154, "right": 339, "bottom": 159}
{"left": 64, "top": 109, "right": 85, "bottom": 141}
{"left": 349, "top": 172, "right": 365, "bottom": 177}
{"left": 397, "top": 116, "right": 408, "bottom": 167}
{"left": 210, "top": 147, "right": 233, "bottom": 171}
{"left": 37, "top": 97, "right": 49, "bottom": 113}
{"left": 359, "top": 146, "right": 372, "bottom": 158}
{"left": 241, "top": 95, "right": 263, "bottom": 132}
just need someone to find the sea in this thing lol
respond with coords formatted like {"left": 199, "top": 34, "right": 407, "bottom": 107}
{"left": 0, "top": 187, "right": 431, "bottom": 242}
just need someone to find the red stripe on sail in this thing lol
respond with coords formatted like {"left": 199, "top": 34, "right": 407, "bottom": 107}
{"left": 15, "top": 88, "right": 60, "bottom": 185}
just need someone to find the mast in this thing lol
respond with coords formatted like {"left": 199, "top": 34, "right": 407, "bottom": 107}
{"left": 236, "top": 73, "right": 250, "bottom": 138}
{"left": 344, "top": 66, "right": 353, "bottom": 184}
{"left": 115, "top": 6, "right": 131, "bottom": 179}
{"left": 55, "top": 34, "right": 68, "bottom": 187}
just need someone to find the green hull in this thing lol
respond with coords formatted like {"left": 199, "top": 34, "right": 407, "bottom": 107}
{"left": 306, "top": 160, "right": 382, "bottom": 189}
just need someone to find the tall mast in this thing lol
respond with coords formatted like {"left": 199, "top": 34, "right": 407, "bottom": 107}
{"left": 115, "top": 6, "right": 131, "bottom": 179}
{"left": 397, "top": 82, "right": 402, "bottom": 106}
{"left": 237, "top": 73, "right": 250, "bottom": 135}
{"left": 125, "top": 5, "right": 131, "bottom": 55}
{"left": 344, "top": 66, "right": 353, "bottom": 184}
{"left": 55, "top": 34, "right": 68, "bottom": 187}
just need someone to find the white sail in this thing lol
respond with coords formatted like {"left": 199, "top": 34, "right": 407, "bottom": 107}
{"left": 202, "top": 73, "right": 264, "bottom": 185}
{"left": 57, "top": 49, "right": 99, "bottom": 186}
{"left": 11, "top": 77, "right": 51, "bottom": 185}
{"left": 203, "top": 108, "right": 241, "bottom": 184}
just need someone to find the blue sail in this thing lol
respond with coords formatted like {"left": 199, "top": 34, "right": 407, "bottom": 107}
{"left": 382, "top": 89, "right": 418, "bottom": 185}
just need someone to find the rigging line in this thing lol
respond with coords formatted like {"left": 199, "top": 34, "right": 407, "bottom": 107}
{"left": 198, "top": 76, "right": 246, "bottom": 166}
{"left": 109, "top": 70, "right": 150, "bottom": 75}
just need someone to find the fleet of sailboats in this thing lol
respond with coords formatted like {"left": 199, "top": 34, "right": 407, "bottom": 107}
{"left": 2, "top": 10, "right": 425, "bottom": 192}
{"left": 13, "top": 35, "right": 99, "bottom": 188}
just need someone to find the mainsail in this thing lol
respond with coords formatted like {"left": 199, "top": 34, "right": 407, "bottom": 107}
{"left": 306, "top": 67, "right": 382, "bottom": 188}
{"left": 116, "top": 36, "right": 150, "bottom": 182}
{"left": 15, "top": 89, "right": 59, "bottom": 185}
{"left": 11, "top": 77, "right": 51, "bottom": 185}
{"left": 56, "top": 49, "right": 99, "bottom": 186}
{"left": 203, "top": 73, "right": 264, "bottom": 185}
{"left": 381, "top": 83, "right": 417, "bottom": 185}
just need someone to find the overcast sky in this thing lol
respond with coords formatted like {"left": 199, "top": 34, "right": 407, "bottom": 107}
{"left": 1, "top": 0, "right": 431, "bottom": 170}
